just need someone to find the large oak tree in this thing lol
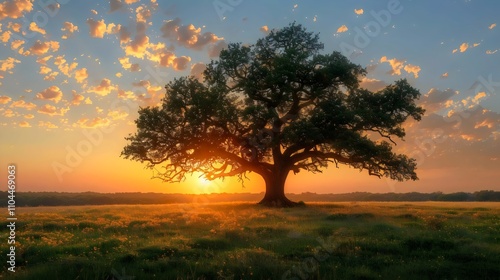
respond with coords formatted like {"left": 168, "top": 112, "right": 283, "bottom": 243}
{"left": 121, "top": 23, "right": 425, "bottom": 207}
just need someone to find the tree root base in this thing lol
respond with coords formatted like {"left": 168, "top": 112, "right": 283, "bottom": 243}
{"left": 257, "top": 197, "right": 305, "bottom": 208}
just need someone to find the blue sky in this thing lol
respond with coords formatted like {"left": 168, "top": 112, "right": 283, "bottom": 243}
{"left": 0, "top": 0, "right": 498, "bottom": 194}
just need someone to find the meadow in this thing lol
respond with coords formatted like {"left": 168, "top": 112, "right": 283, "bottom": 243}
{"left": 1, "top": 202, "right": 499, "bottom": 279}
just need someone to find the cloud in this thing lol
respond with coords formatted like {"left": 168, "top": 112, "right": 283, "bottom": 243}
{"left": 337, "top": 25, "right": 348, "bottom": 33}
{"left": 118, "top": 89, "right": 136, "bottom": 100}
{"left": 10, "top": 39, "right": 24, "bottom": 50}
{"left": 208, "top": 40, "right": 227, "bottom": 57}
{"left": 36, "top": 86, "right": 64, "bottom": 103}
{"left": 71, "top": 90, "right": 84, "bottom": 106}
{"left": 107, "top": 109, "right": 129, "bottom": 120}
{"left": 37, "top": 104, "right": 69, "bottom": 116}
{"left": 86, "top": 19, "right": 121, "bottom": 38}
{"left": 36, "top": 55, "right": 52, "bottom": 65}
{"left": 403, "top": 64, "right": 421, "bottom": 78}
{"left": 379, "top": 56, "right": 404, "bottom": 75}
{"left": 38, "top": 121, "right": 58, "bottom": 129}
{"left": 74, "top": 117, "right": 111, "bottom": 128}
{"left": 136, "top": 5, "right": 153, "bottom": 23}
{"left": 88, "top": 78, "right": 116, "bottom": 96}
{"left": 419, "top": 88, "right": 458, "bottom": 114}
{"left": 441, "top": 72, "right": 448, "bottom": 79}
{"left": 124, "top": 34, "right": 149, "bottom": 58}
{"left": 460, "top": 91, "right": 488, "bottom": 109}
{"left": 260, "top": 25, "right": 269, "bottom": 34}
{"left": 29, "top": 40, "right": 60, "bottom": 55}
{"left": 74, "top": 68, "right": 88, "bottom": 83}
{"left": 379, "top": 56, "right": 421, "bottom": 78}
{"left": 0, "top": 0, "right": 33, "bottom": 20}
{"left": 190, "top": 63, "right": 206, "bottom": 81}
{"left": 110, "top": 0, "right": 123, "bottom": 12}
{"left": 18, "top": 121, "right": 31, "bottom": 128}
{"left": 24, "top": 114, "right": 34, "bottom": 119}
{"left": 0, "top": 57, "right": 20, "bottom": 72}
{"left": 54, "top": 55, "right": 78, "bottom": 77}
{"left": 489, "top": 23, "right": 496, "bottom": 30}
{"left": 354, "top": 9, "right": 364, "bottom": 15}
{"left": 160, "top": 18, "right": 223, "bottom": 50}
{"left": 0, "top": 95, "right": 12, "bottom": 104}
{"left": 452, "top": 42, "right": 481, "bottom": 53}
{"left": 39, "top": 65, "right": 52, "bottom": 74}
{"left": 10, "top": 100, "right": 36, "bottom": 110}
{"left": 118, "top": 26, "right": 131, "bottom": 44}
{"left": 359, "top": 77, "right": 388, "bottom": 92}
{"left": 2, "top": 109, "right": 16, "bottom": 117}
{"left": 43, "top": 72, "right": 59, "bottom": 81}
{"left": 486, "top": 49, "right": 498, "bottom": 55}
{"left": 61, "top": 21, "right": 78, "bottom": 39}
{"left": 173, "top": 56, "right": 191, "bottom": 71}
{"left": 29, "top": 22, "right": 46, "bottom": 35}
{"left": 1, "top": 31, "right": 11, "bottom": 43}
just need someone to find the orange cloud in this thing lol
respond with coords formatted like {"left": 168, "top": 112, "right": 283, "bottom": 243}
{"left": 38, "top": 121, "right": 58, "bottom": 129}
{"left": 489, "top": 23, "right": 496, "bottom": 30}
{"left": 260, "top": 26, "right": 269, "bottom": 34}
{"left": 403, "top": 64, "right": 421, "bottom": 78}
{"left": 39, "top": 65, "right": 52, "bottom": 74}
{"left": 74, "top": 117, "right": 111, "bottom": 128}
{"left": 86, "top": 19, "right": 121, "bottom": 38}
{"left": 354, "top": 8, "right": 364, "bottom": 15}
{"left": 124, "top": 34, "right": 149, "bottom": 58}
{"left": 74, "top": 68, "right": 88, "bottom": 83}
{"left": 36, "top": 55, "right": 53, "bottom": 65}
{"left": 18, "top": 121, "right": 31, "bottom": 128}
{"left": 380, "top": 56, "right": 421, "bottom": 78}
{"left": 37, "top": 104, "right": 69, "bottom": 116}
{"left": 337, "top": 25, "right": 348, "bottom": 33}
{"left": 61, "top": 21, "right": 78, "bottom": 39}
{"left": 88, "top": 78, "right": 116, "bottom": 96}
{"left": 43, "top": 71, "right": 59, "bottom": 81}
{"left": 10, "top": 100, "right": 36, "bottom": 110}
{"left": 29, "top": 22, "right": 46, "bottom": 35}
{"left": 160, "top": 18, "right": 223, "bottom": 50}
{"left": 36, "top": 86, "right": 63, "bottom": 103}
{"left": 1, "top": 30, "right": 11, "bottom": 42}
{"left": 0, "top": 57, "right": 20, "bottom": 71}
{"left": 10, "top": 39, "right": 25, "bottom": 50}
{"left": 54, "top": 55, "right": 78, "bottom": 77}
{"left": 29, "top": 40, "right": 60, "bottom": 56}
{"left": 0, "top": 0, "right": 33, "bottom": 20}
{"left": 71, "top": 91, "right": 85, "bottom": 106}
{"left": 0, "top": 95, "right": 12, "bottom": 104}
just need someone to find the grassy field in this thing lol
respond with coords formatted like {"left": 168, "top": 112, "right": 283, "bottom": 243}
{"left": 1, "top": 202, "right": 499, "bottom": 279}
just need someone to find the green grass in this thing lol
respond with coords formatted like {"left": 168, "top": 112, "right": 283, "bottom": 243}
{"left": 1, "top": 202, "right": 499, "bottom": 279}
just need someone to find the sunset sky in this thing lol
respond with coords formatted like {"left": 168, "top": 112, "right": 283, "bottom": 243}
{"left": 0, "top": 0, "right": 498, "bottom": 195}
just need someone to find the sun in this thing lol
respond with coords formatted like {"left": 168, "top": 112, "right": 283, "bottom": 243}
{"left": 198, "top": 176, "right": 211, "bottom": 186}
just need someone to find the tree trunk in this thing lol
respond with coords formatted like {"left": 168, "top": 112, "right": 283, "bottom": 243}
{"left": 258, "top": 166, "right": 299, "bottom": 207}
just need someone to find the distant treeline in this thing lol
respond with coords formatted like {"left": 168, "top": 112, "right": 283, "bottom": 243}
{"left": 1, "top": 190, "right": 499, "bottom": 207}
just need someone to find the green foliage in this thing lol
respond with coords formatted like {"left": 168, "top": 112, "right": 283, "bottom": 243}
{"left": 121, "top": 23, "right": 426, "bottom": 194}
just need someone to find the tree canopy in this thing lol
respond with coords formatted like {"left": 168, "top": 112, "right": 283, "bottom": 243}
{"left": 121, "top": 23, "right": 425, "bottom": 207}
